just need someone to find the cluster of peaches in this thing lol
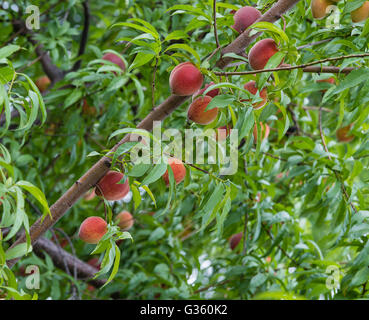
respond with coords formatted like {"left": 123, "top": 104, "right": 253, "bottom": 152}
{"left": 311, "top": 0, "right": 369, "bottom": 22}
{"left": 78, "top": 159, "right": 186, "bottom": 244}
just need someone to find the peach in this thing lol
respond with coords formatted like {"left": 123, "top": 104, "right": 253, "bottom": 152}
{"left": 243, "top": 81, "right": 268, "bottom": 109}
{"left": 317, "top": 77, "right": 335, "bottom": 93}
{"left": 102, "top": 52, "right": 126, "bottom": 71}
{"left": 248, "top": 38, "right": 280, "bottom": 70}
{"left": 336, "top": 124, "right": 354, "bottom": 143}
{"left": 253, "top": 122, "right": 270, "bottom": 143}
{"left": 162, "top": 157, "right": 186, "bottom": 185}
{"left": 192, "top": 82, "right": 220, "bottom": 100}
{"left": 231, "top": 6, "right": 261, "bottom": 33}
{"left": 84, "top": 188, "right": 96, "bottom": 201}
{"left": 169, "top": 62, "right": 203, "bottom": 96}
{"left": 311, "top": 0, "right": 335, "bottom": 20}
{"left": 87, "top": 257, "right": 101, "bottom": 270}
{"left": 216, "top": 125, "right": 232, "bottom": 141}
{"left": 116, "top": 211, "right": 134, "bottom": 230}
{"left": 229, "top": 232, "right": 242, "bottom": 250}
{"left": 35, "top": 76, "right": 51, "bottom": 93}
{"left": 95, "top": 171, "right": 130, "bottom": 201}
{"left": 79, "top": 216, "right": 107, "bottom": 244}
{"left": 351, "top": 1, "right": 369, "bottom": 23}
{"left": 82, "top": 99, "right": 97, "bottom": 116}
{"left": 187, "top": 96, "right": 218, "bottom": 125}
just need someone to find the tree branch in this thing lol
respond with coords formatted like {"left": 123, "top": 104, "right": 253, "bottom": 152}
{"left": 214, "top": 53, "right": 369, "bottom": 76}
{"left": 71, "top": 1, "right": 90, "bottom": 72}
{"left": 32, "top": 237, "right": 105, "bottom": 288}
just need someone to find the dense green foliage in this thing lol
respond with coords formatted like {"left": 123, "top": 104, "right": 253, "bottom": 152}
{"left": 1, "top": 0, "right": 369, "bottom": 300}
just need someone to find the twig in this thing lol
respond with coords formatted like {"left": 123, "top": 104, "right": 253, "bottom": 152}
{"left": 152, "top": 57, "right": 158, "bottom": 109}
{"left": 214, "top": 53, "right": 369, "bottom": 76}
{"left": 71, "top": 1, "right": 90, "bottom": 72}
{"left": 318, "top": 106, "right": 358, "bottom": 214}
{"left": 297, "top": 39, "right": 333, "bottom": 50}
{"left": 213, "top": 0, "right": 220, "bottom": 50}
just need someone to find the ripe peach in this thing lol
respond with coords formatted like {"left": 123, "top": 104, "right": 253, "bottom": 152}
{"left": 229, "top": 232, "right": 242, "bottom": 251}
{"left": 216, "top": 125, "right": 232, "bottom": 141}
{"left": 336, "top": 124, "right": 354, "bottom": 143}
{"left": 84, "top": 189, "right": 96, "bottom": 201}
{"left": 79, "top": 216, "right": 107, "bottom": 244}
{"left": 35, "top": 76, "right": 51, "bottom": 93}
{"left": 253, "top": 122, "right": 270, "bottom": 143}
{"left": 187, "top": 96, "right": 218, "bottom": 125}
{"left": 317, "top": 77, "right": 335, "bottom": 85}
{"left": 95, "top": 171, "right": 130, "bottom": 201}
{"left": 248, "top": 38, "right": 280, "bottom": 70}
{"left": 169, "top": 62, "right": 203, "bottom": 96}
{"left": 162, "top": 157, "right": 186, "bottom": 185}
{"left": 82, "top": 99, "right": 97, "bottom": 116}
{"left": 116, "top": 211, "right": 134, "bottom": 231}
{"left": 192, "top": 82, "right": 220, "bottom": 100}
{"left": 87, "top": 257, "right": 101, "bottom": 270}
{"left": 231, "top": 6, "right": 261, "bottom": 33}
{"left": 317, "top": 77, "right": 335, "bottom": 93}
{"left": 243, "top": 81, "right": 268, "bottom": 109}
{"left": 102, "top": 52, "right": 126, "bottom": 71}
{"left": 351, "top": 1, "right": 369, "bottom": 22}
{"left": 311, "top": 0, "right": 336, "bottom": 20}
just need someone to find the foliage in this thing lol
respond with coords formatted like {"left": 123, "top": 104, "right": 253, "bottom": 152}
{"left": 1, "top": 0, "right": 369, "bottom": 300}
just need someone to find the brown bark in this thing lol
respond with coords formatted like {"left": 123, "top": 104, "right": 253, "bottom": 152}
{"left": 33, "top": 237, "right": 106, "bottom": 288}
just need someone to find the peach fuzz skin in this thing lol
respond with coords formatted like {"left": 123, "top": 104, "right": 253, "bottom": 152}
{"left": 95, "top": 171, "right": 130, "bottom": 201}
{"left": 169, "top": 62, "right": 203, "bottom": 96}
{"left": 248, "top": 38, "right": 280, "bottom": 70}
{"left": 231, "top": 6, "right": 261, "bottom": 33}
{"left": 79, "top": 216, "right": 107, "bottom": 244}
{"left": 116, "top": 211, "right": 134, "bottom": 230}
{"left": 187, "top": 96, "right": 218, "bottom": 125}
{"left": 162, "top": 157, "right": 186, "bottom": 185}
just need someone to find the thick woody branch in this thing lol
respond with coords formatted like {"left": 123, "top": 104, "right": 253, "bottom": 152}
{"left": 11, "top": 18, "right": 64, "bottom": 83}
{"left": 6, "top": 0, "right": 301, "bottom": 268}
{"left": 33, "top": 237, "right": 105, "bottom": 288}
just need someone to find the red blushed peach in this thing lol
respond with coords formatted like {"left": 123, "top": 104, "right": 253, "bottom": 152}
{"left": 243, "top": 81, "right": 268, "bottom": 109}
{"left": 116, "top": 211, "right": 134, "bottom": 231}
{"left": 82, "top": 99, "right": 97, "bottom": 116}
{"left": 231, "top": 6, "right": 261, "bottom": 33}
{"left": 35, "top": 76, "right": 51, "bottom": 93}
{"left": 336, "top": 124, "right": 354, "bottom": 143}
{"left": 351, "top": 1, "right": 369, "bottom": 22}
{"left": 187, "top": 96, "right": 218, "bottom": 125}
{"left": 162, "top": 157, "right": 186, "bottom": 186}
{"left": 229, "top": 232, "right": 242, "bottom": 251}
{"left": 253, "top": 122, "right": 270, "bottom": 143}
{"left": 317, "top": 77, "right": 335, "bottom": 93}
{"left": 192, "top": 82, "right": 220, "bottom": 101}
{"left": 248, "top": 38, "right": 281, "bottom": 70}
{"left": 79, "top": 216, "right": 107, "bottom": 244}
{"left": 84, "top": 188, "right": 96, "bottom": 201}
{"left": 87, "top": 257, "right": 101, "bottom": 270}
{"left": 169, "top": 62, "right": 203, "bottom": 96}
{"left": 216, "top": 125, "right": 232, "bottom": 141}
{"left": 311, "top": 0, "right": 335, "bottom": 20}
{"left": 95, "top": 171, "right": 130, "bottom": 201}
{"left": 102, "top": 52, "right": 126, "bottom": 71}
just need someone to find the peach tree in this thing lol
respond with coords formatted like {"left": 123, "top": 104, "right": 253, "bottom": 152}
{"left": 1, "top": 0, "right": 369, "bottom": 300}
